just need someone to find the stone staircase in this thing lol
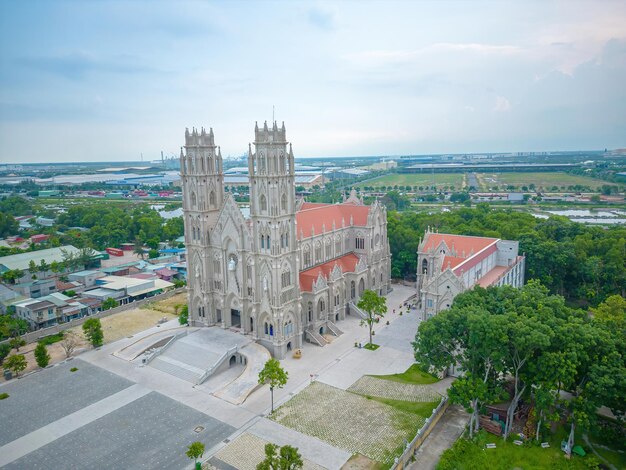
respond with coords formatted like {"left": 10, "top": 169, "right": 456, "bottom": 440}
{"left": 326, "top": 321, "right": 343, "bottom": 337}
{"left": 348, "top": 302, "right": 368, "bottom": 320}
{"left": 305, "top": 329, "right": 329, "bottom": 347}
{"left": 150, "top": 356, "right": 204, "bottom": 383}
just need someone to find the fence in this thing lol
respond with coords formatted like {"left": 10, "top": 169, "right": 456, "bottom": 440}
{"left": 390, "top": 396, "right": 449, "bottom": 470}
{"left": 2, "top": 287, "right": 187, "bottom": 345}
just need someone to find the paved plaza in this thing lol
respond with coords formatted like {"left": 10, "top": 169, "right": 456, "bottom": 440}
{"left": 0, "top": 360, "right": 235, "bottom": 469}
{"left": 0, "top": 284, "right": 426, "bottom": 469}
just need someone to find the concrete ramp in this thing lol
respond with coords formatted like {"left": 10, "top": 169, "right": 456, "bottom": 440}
{"left": 148, "top": 327, "right": 252, "bottom": 384}
{"left": 113, "top": 327, "right": 193, "bottom": 362}
{"left": 213, "top": 342, "right": 271, "bottom": 405}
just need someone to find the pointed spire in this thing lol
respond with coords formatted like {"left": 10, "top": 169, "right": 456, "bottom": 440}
{"left": 264, "top": 120, "right": 268, "bottom": 131}
{"left": 180, "top": 147, "right": 184, "bottom": 158}
{"left": 255, "top": 121, "right": 259, "bottom": 131}
{"left": 209, "top": 127, "right": 214, "bottom": 137}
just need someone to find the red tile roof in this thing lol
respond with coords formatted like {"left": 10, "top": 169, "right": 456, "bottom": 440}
{"left": 296, "top": 203, "right": 370, "bottom": 239}
{"left": 299, "top": 253, "right": 360, "bottom": 292}
{"left": 423, "top": 233, "right": 497, "bottom": 258}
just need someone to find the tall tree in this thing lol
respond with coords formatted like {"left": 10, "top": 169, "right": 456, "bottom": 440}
{"left": 258, "top": 358, "right": 288, "bottom": 414}
{"left": 357, "top": 289, "right": 387, "bottom": 346}
{"left": 82, "top": 318, "right": 104, "bottom": 347}
{"left": 34, "top": 343, "right": 50, "bottom": 368}
{"left": 4, "top": 354, "right": 27, "bottom": 376}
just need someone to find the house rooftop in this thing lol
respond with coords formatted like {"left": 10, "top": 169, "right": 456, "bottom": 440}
{"left": 296, "top": 203, "right": 370, "bottom": 239}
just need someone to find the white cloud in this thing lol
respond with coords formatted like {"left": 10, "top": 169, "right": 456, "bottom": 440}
{"left": 493, "top": 96, "right": 511, "bottom": 112}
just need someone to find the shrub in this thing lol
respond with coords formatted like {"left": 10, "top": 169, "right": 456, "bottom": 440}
{"left": 179, "top": 305, "right": 189, "bottom": 325}
{"left": 70, "top": 367, "right": 78, "bottom": 372}
{"left": 38, "top": 332, "right": 64, "bottom": 346}
{"left": 0, "top": 392, "right": 9, "bottom": 400}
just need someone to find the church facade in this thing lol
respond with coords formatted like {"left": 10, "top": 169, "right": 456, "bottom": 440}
{"left": 416, "top": 230, "right": 525, "bottom": 321}
{"left": 181, "top": 122, "right": 391, "bottom": 358}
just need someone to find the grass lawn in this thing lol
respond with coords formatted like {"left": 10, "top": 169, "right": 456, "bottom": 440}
{"left": 366, "top": 173, "right": 464, "bottom": 190}
{"left": 364, "top": 343, "right": 380, "bottom": 351}
{"left": 370, "top": 364, "right": 439, "bottom": 385}
{"left": 438, "top": 429, "right": 596, "bottom": 470}
{"left": 478, "top": 172, "right": 608, "bottom": 191}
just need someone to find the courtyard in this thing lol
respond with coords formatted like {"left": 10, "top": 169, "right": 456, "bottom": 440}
{"left": 0, "top": 284, "right": 428, "bottom": 469}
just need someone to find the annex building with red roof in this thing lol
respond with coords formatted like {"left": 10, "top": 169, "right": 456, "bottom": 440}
{"left": 181, "top": 122, "right": 391, "bottom": 359}
{"left": 416, "top": 229, "right": 525, "bottom": 321}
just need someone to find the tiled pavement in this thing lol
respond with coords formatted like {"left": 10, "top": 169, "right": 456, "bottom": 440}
{"left": 211, "top": 433, "right": 326, "bottom": 470}
{"left": 347, "top": 375, "right": 442, "bottom": 402}
{"left": 0, "top": 361, "right": 234, "bottom": 469}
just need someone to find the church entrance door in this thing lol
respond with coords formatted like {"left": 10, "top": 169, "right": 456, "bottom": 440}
{"left": 231, "top": 309, "right": 241, "bottom": 327}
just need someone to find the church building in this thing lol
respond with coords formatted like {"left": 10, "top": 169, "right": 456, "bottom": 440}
{"left": 416, "top": 230, "right": 525, "bottom": 321}
{"left": 181, "top": 122, "right": 391, "bottom": 358}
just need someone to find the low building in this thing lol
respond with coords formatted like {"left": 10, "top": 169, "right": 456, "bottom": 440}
{"left": 82, "top": 275, "right": 174, "bottom": 304}
{"left": 13, "top": 279, "right": 57, "bottom": 299}
{"left": 68, "top": 270, "right": 105, "bottom": 288}
{"left": 416, "top": 230, "right": 525, "bottom": 321}
{"left": 14, "top": 299, "right": 58, "bottom": 329}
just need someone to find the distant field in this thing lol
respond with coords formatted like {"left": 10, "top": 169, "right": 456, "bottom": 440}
{"left": 366, "top": 173, "right": 464, "bottom": 190}
{"left": 477, "top": 172, "right": 608, "bottom": 191}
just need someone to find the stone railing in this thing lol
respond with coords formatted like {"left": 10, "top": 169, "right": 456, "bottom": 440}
{"left": 390, "top": 396, "right": 449, "bottom": 470}
{"left": 196, "top": 345, "right": 238, "bottom": 385}
{"left": 141, "top": 329, "right": 189, "bottom": 366}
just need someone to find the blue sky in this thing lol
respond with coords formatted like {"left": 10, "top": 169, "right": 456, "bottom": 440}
{"left": 0, "top": 0, "right": 625, "bottom": 162}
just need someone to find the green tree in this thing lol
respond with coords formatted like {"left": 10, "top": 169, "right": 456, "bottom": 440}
{"left": 82, "top": 318, "right": 104, "bottom": 347}
{"left": 179, "top": 305, "right": 189, "bottom": 325}
{"left": 0, "top": 212, "right": 19, "bottom": 237}
{"left": 258, "top": 358, "right": 288, "bottom": 414}
{"left": 0, "top": 343, "right": 11, "bottom": 365}
{"left": 357, "top": 289, "right": 387, "bottom": 346}
{"left": 34, "top": 342, "right": 50, "bottom": 368}
{"left": 9, "top": 336, "right": 26, "bottom": 352}
{"left": 186, "top": 441, "right": 205, "bottom": 468}
{"left": 28, "top": 260, "right": 38, "bottom": 276}
{"left": 39, "top": 259, "right": 49, "bottom": 273}
{"left": 4, "top": 354, "right": 27, "bottom": 376}
{"left": 102, "top": 297, "right": 118, "bottom": 311}
{"left": 133, "top": 242, "right": 146, "bottom": 260}
{"left": 1, "top": 269, "right": 22, "bottom": 285}
{"left": 148, "top": 249, "right": 159, "bottom": 259}
{"left": 256, "top": 443, "right": 303, "bottom": 470}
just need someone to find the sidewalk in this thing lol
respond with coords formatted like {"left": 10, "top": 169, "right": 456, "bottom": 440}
{"left": 407, "top": 404, "right": 469, "bottom": 470}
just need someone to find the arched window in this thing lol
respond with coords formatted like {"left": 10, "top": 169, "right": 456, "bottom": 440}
{"left": 260, "top": 195, "right": 267, "bottom": 213}
{"left": 209, "top": 191, "right": 215, "bottom": 207}
{"left": 281, "top": 193, "right": 287, "bottom": 212}
{"left": 264, "top": 322, "right": 268, "bottom": 335}
{"left": 307, "top": 302, "right": 313, "bottom": 322}
{"left": 315, "top": 242, "right": 322, "bottom": 262}
{"left": 335, "top": 236, "right": 341, "bottom": 255}
{"left": 351, "top": 280, "right": 356, "bottom": 299}
{"left": 358, "top": 278, "right": 365, "bottom": 295}
{"left": 318, "top": 298, "right": 325, "bottom": 316}
{"left": 325, "top": 239, "right": 331, "bottom": 259}
{"left": 303, "top": 245, "right": 311, "bottom": 267}
{"left": 422, "top": 259, "right": 428, "bottom": 275}
{"left": 281, "top": 268, "right": 291, "bottom": 288}
{"left": 284, "top": 320, "right": 293, "bottom": 336}
{"left": 191, "top": 192, "right": 197, "bottom": 207}
{"left": 269, "top": 324, "right": 274, "bottom": 336}
{"left": 279, "top": 153, "right": 285, "bottom": 173}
